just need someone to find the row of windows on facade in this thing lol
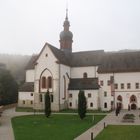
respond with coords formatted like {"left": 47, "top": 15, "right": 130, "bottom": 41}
{"left": 69, "top": 102, "right": 108, "bottom": 108}
{"left": 41, "top": 72, "right": 88, "bottom": 90}
{"left": 23, "top": 94, "right": 54, "bottom": 105}
{"left": 117, "top": 95, "right": 137, "bottom": 102}
{"left": 100, "top": 80, "right": 140, "bottom": 89}
{"left": 22, "top": 100, "right": 33, "bottom": 105}
{"left": 69, "top": 93, "right": 92, "bottom": 98}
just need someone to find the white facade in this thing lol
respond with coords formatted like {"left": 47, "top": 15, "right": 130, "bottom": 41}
{"left": 18, "top": 92, "right": 34, "bottom": 108}
{"left": 99, "top": 72, "right": 140, "bottom": 110}
{"left": 70, "top": 66, "right": 98, "bottom": 78}
{"left": 18, "top": 42, "right": 140, "bottom": 112}
{"left": 26, "top": 70, "right": 34, "bottom": 82}
{"left": 68, "top": 90, "right": 99, "bottom": 110}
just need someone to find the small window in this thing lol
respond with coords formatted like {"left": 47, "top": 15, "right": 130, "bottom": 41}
{"left": 48, "top": 76, "right": 52, "bottom": 88}
{"left": 69, "top": 102, "right": 72, "bottom": 107}
{"left": 83, "top": 72, "right": 87, "bottom": 78}
{"left": 23, "top": 100, "right": 25, "bottom": 104}
{"left": 42, "top": 76, "right": 46, "bottom": 89}
{"left": 88, "top": 93, "right": 91, "bottom": 98}
{"left": 51, "top": 94, "right": 53, "bottom": 102}
{"left": 69, "top": 94, "right": 72, "bottom": 98}
{"left": 136, "top": 83, "right": 139, "bottom": 89}
{"left": 90, "top": 102, "right": 93, "bottom": 107}
{"left": 127, "top": 83, "right": 131, "bottom": 89}
{"left": 107, "top": 80, "right": 110, "bottom": 86}
{"left": 30, "top": 93, "right": 33, "bottom": 96}
{"left": 39, "top": 94, "right": 43, "bottom": 102}
{"left": 110, "top": 76, "right": 114, "bottom": 83}
{"left": 104, "top": 102, "right": 107, "bottom": 108}
{"left": 115, "top": 84, "right": 118, "bottom": 89}
{"left": 100, "top": 80, "right": 104, "bottom": 86}
{"left": 31, "top": 101, "right": 33, "bottom": 104}
{"left": 121, "top": 83, "right": 124, "bottom": 89}
{"left": 104, "top": 91, "right": 107, "bottom": 97}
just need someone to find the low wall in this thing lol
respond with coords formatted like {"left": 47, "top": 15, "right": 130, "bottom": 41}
{"left": 3, "top": 103, "right": 17, "bottom": 110}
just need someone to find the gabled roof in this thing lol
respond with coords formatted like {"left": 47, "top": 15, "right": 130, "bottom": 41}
{"left": 26, "top": 55, "right": 38, "bottom": 70}
{"left": 68, "top": 78, "right": 99, "bottom": 90}
{"left": 70, "top": 50, "right": 104, "bottom": 67}
{"left": 48, "top": 44, "right": 71, "bottom": 66}
{"left": 25, "top": 42, "right": 140, "bottom": 73}
{"left": 19, "top": 82, "right": 34, "bottom": 92}
{"left": 25, "top": 42, "right": 104, "bottom": 69}
{"left": 98, "top": 51, "right": 140, "bottom": 73}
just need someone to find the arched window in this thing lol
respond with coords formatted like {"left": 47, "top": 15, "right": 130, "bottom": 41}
{"left": 69, "top": 102, "right": 72, "bottom": 107}
{"left": 130, "top": 95, "right": 137, "bottom": 102}
{"left": 83, "top": 72, "right": 88, "bottom": 78}
{"left": 48, "top": 76, "right": 52, "bottom": 88}
{"left": 39, "top": 94, "right": 43, "bottom": 102}
{"left": 117, "top": 95, "right": 122, "bottom": 101}
{"left": 63, "top": 76, "right": 66, "bottom": 99}
{"left": 104, "top": 102, "right": 107, "bottom": 108}
{"left": 90, "top": 102, "right": 93, "bottom": 107}
{"left": 42, "top": 76, "right": 46, "bottom": 88}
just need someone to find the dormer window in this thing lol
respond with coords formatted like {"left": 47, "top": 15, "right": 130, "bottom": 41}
{"left": 83, "top": 72, "right": 87, "bottom": 78}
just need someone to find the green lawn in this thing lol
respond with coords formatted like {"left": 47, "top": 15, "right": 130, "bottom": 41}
{"left": 16, "top": 107, "right": 110, "bottom": 113}
{"left": 12, "top": 114, "right": 105, "bottom": 140}
{"left": 95, "top": 125, "right": 140, "bottom": 140}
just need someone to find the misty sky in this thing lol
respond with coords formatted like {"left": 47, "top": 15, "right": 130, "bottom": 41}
{"left": 0, "top": 0, "right": 140, "bottom": 55}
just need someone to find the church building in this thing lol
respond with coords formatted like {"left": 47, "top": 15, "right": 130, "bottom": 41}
{"left": 18, "top": 10, "right": 140, "bottom": 111}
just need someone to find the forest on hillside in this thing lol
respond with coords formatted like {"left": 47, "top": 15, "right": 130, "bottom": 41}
{"left": 0, "top": 54, "right": 31, "bottom": 84}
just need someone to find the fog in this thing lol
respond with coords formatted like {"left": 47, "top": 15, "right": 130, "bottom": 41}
{"left": 0, "top": 0, "right": 140, "bottom": 54}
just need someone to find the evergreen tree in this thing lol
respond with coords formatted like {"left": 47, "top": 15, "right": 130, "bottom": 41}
{"left": 45, "top": 90, "right": 51, "bottom": 117}
{"left": 78, "top": 90, "right": 87, "bottom": 119}
{"left": 0, "top": 68, "right": 18, "bottom": 105}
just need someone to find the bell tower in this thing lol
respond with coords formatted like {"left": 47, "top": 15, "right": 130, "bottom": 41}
{"left": 59, "top": 9, "right": 73, "bottom": 53}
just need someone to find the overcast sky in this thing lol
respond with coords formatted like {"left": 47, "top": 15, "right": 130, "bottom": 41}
{"left": 0, "top": 0, "right": 140, "bottom": 55}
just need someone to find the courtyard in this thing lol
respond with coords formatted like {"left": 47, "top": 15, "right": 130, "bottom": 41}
{"left": 1, "top": 108, "right": 140, "bottom": 140}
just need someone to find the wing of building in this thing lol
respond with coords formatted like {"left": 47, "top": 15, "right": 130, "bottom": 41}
{"left": 18, "top": 10, "right": 140, "bottom": 111}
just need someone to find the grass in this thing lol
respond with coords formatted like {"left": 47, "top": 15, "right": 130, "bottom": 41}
{"left": 16, "top": 107, "right": 110, "bottom": 113}
{"left": 12, "top": 114, "right": 105, "bottom": 140}
{"left": 56, "top": 109, "right": 110, "bottom": 113}
{"left": 94, "top": 125, "right": 140, "bottom": 140}
{"left": 16, "top": 107, "right": 43, "bottom": 112}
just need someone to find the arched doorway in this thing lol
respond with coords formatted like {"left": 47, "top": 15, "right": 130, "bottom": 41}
{"left": 130, "top": 95, "right": 137, "bottom": 110}
{"left": 131, "top": 104, "right": 137, "bottom": 110}
{"left": 117, "top": 95, "right": 123, "bottom": 109}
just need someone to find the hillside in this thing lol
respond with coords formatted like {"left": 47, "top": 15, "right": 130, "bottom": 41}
{"left": 0, "top": 54, "right": 31, "bottom": 84}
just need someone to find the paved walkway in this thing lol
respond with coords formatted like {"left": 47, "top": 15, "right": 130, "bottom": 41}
{"left": 74, "top": 110, "right": 140, "bottom": 140}
{"left": 0, "top": 108, "right": 34, "bottom": 140}
{"left": 1, "top": 108, "right": 140, "bottom": 140}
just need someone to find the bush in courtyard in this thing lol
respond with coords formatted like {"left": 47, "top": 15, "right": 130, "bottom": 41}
{"left": 78, "top": 90, "right": 87, "bottom": 119}
{"left": 45, "top": 90, "right": 51, "bottom": 117}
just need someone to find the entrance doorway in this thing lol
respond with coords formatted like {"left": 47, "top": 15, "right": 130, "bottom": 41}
{"left": 117, "top": 95, "right": 123, "bottom": 109}
{"left": 130, "top": 95, "right": 137, "bottom": 110}
{"left": 131, "top": 104, "right": 137, "bottom": 110}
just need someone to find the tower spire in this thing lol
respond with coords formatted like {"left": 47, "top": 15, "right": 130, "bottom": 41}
{"left": 59, "top": 8, "right": 73, "bottom": 53}
{"left": 66, "top": 8, "right": 68, "bottom": 20}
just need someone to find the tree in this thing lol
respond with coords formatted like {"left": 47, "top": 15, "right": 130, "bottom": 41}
{"left": 78, "top": 90, "right": 87, "bottom": 119}
{"left": 0, "top": 68, "right": 18, "bottom": 105}
{"left": 45, "top": 90, "right": 51, "bottom": 117}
